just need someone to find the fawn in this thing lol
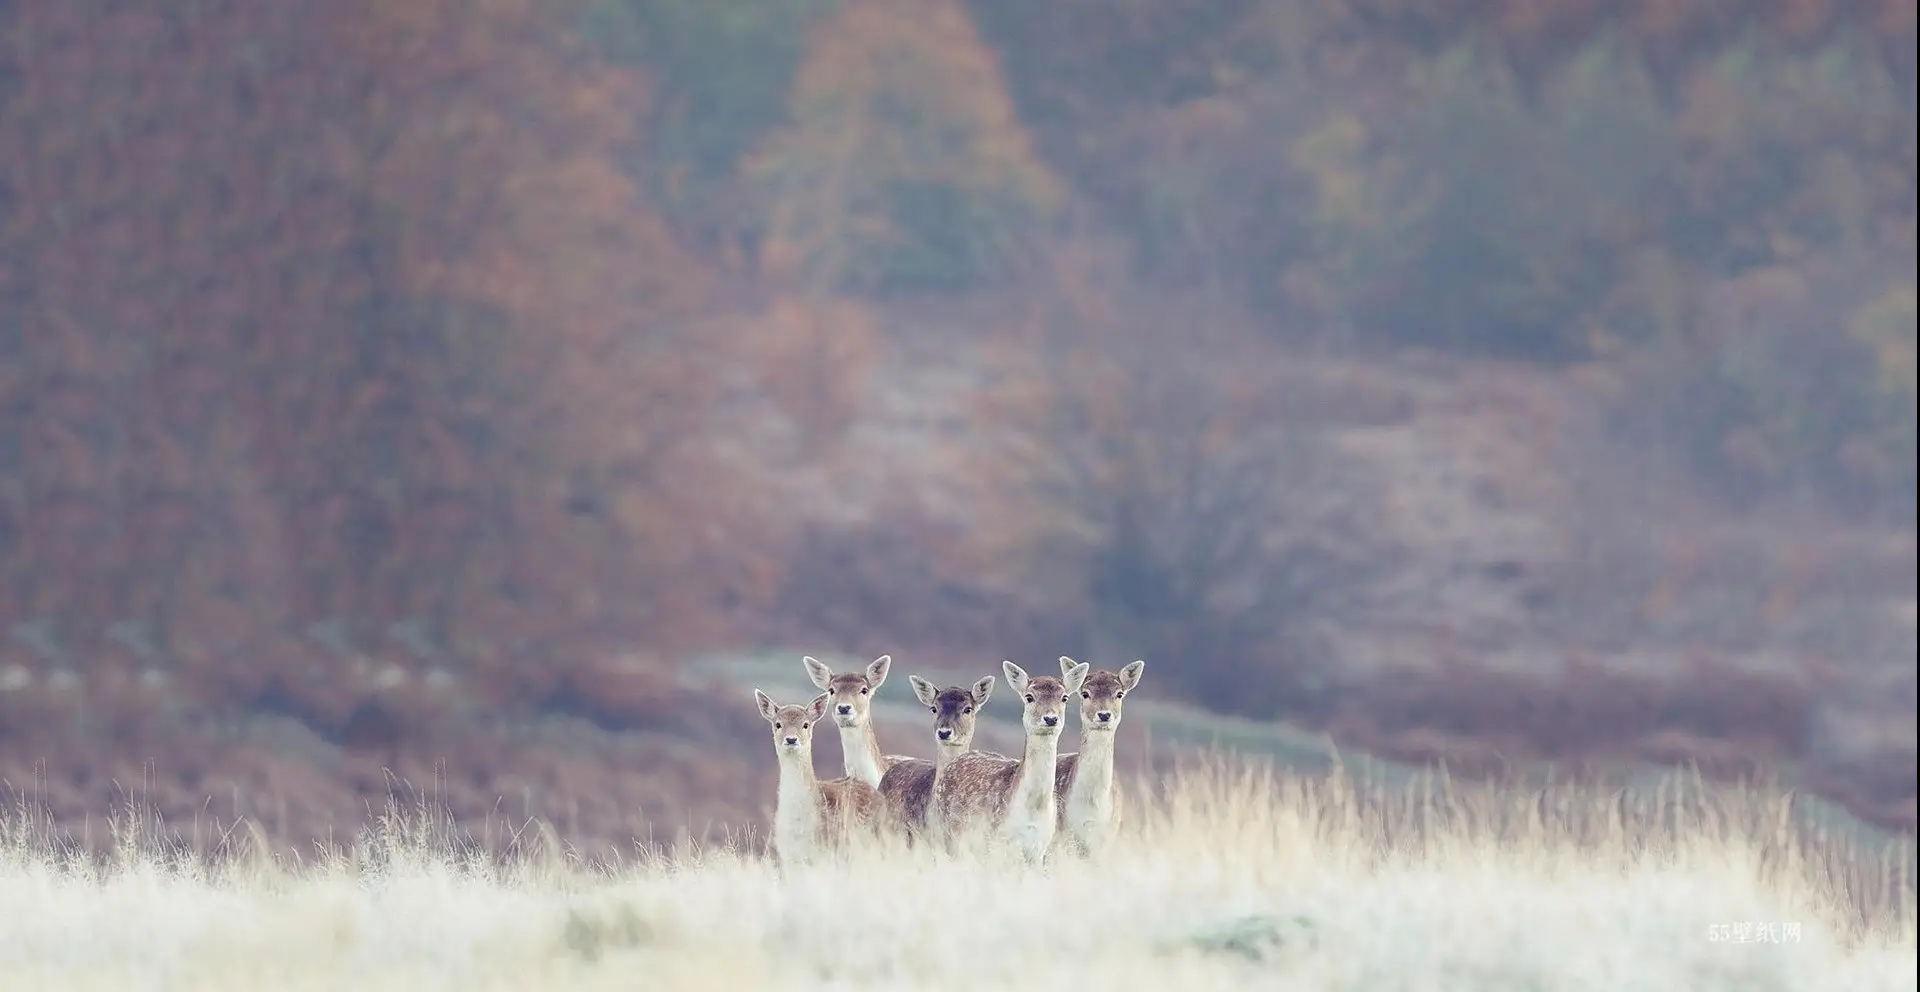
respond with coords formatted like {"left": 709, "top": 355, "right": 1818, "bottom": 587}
{"left": 934, "top": 659, "right": 1089, "bottom": 862}
{"left": 754, "top": 689, "right": 882, "bottom": 864}
{"left": 1053, "top": 656, "right": 1145, "bottom": 856}
{"left": 803, "top": 654, "right": 908, "bottom": 789}
{"left": 876, "top": 673, "right": 996, "bottom": 835}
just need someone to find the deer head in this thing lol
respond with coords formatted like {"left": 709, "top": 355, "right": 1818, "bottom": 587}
{"left": 755, "top": 689, "right": 830, "bottom": 758}
{"left": 908, "top": 673, "right": 995, "bottom": 750}
{"left": 1003, "top": 659, "right": 1086, "bottom": 738}
{"left": 1061, "top": 657, "right": 1145, "bottom": 733}
{"left": 803, "top": 654, "right": 892, "bottom": 729}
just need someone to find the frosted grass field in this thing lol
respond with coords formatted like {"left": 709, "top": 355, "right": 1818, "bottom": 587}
{"left": 2, "top": 762, "right": 1912, "bottom": 991}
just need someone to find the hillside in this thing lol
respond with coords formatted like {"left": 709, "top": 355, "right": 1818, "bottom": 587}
{"left": 6, "top": 330, "right": 1909, "bottom": 855}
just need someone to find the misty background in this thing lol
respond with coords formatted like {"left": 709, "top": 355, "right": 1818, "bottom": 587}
{"left": 0, "top": 0, "right": 1913, "bottom": 852}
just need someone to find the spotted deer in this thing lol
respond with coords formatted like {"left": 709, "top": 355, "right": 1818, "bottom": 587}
{"left": 876, "top": 673, "right": 996, "bottom": 836}
{"left": 754, "top": 689, "right": 882, "bottom": 864}
{"left": 934, "top": 659, "right": 1089, "bottom": 862}
{"left": 803, "top": 655, "right": 908, "bottom": 789}
{"left": 1053, "top": 656, "right": 1145, "bottom": 856}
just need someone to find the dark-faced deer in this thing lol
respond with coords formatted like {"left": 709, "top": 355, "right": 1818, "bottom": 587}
{"left": 876, "top": 673, "right": 995, "bottom": 836}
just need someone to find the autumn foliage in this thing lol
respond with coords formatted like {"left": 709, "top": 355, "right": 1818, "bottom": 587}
{"left": 0, "top": 0, "right": 764, "bottom": 732}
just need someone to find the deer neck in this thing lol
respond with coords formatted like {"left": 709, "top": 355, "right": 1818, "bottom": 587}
{"left": 933, "top": 743, "right": 966, "bottom": 774}
{"left": 775, "top": 750, "right": 820, "bottom": 825}
{"left": 1067, "top": 728, "right": 1116, "bottom": 811}
{"left": 836, "top": 719, "right": 886, "bottom": 788}
{"left": 1011, "top": 728, "right": 1062, "bottom": 812}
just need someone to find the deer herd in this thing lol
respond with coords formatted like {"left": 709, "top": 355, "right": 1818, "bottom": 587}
{"left": 752, "top": 654, "right": 1145, "bottom": 865}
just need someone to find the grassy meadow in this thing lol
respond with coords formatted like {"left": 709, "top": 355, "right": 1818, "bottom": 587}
{"left": 1, "top": 761, "right": 1912, "bottom": 992}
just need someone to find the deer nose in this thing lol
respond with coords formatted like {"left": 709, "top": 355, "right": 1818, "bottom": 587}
{"left": 836, "top": 704, "right": 853, "bottom": 715}
{"left": 1042, "top": 714, "right": 1058, "bottom": 727}
{"left": 1096, "top": 711, "right": 1112, "bottom": 722}
{"left": 783, "top": 736, "right": 799, "bottom": 746}
{"left": 936, "top": 728, "right": 953, "bottom": 740}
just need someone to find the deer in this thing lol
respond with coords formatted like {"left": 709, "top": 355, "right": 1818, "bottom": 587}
{"left": 876, "top": 673, "right": 996, "bottom": 837}
{"left": 933, "top": 659, "right": 1088, "bottom": 862}
{"left": 1052, "top": 656, "right": 1145, "bottom": 857}
{"left": 803, "top": 654, "right": 909, "bottom": 789}
{"left": 754, "top": 689, "right": 882, "bottom": 864}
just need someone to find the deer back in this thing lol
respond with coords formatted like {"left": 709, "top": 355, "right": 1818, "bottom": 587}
{"left": 879, "top": 758, "right": 936, "bottom": 830}
{"left": 934, "top": 751, "right": 1023, "bottom": 824}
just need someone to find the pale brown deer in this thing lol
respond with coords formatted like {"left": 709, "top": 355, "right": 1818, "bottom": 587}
{"left": 1052, "top": 656, "right": 1145, "bottom": 856}
{"left": 754, "top": 689, "right": 882, "bottom": 864}
{"left": 802, "top": 654, "right": 907, "bottom": 789}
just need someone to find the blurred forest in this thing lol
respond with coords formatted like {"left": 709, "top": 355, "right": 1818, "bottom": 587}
{"left": 0, "top": 0, "right": 1913, "bottom": 849}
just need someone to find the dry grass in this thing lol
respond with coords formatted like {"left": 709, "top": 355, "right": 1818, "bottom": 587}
{"left": 1, "top": 760, "right": 1912, "bottom": 991}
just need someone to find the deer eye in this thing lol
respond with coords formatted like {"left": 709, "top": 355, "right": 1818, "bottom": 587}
{"left": 1024, "top": 693, "right": 1035, "bottom": 703}
{"left": 801, "top": 722, "right": 810, "bottom": 729}
{"left": 860, "top": 687, "right": 869, "bottom": 695}
{"left": 929, "top": 705, "right": 938, "bottom": 714}
{"left": 1081, "top": 690, "right": 1090, "bottom": 698}
{"left": 1116, "top": 691, "right": 1125, "bottom": 699}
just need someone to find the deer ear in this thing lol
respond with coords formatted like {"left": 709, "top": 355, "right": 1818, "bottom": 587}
{"left": 1063, "top": 661, "right": 1091, "bottom": 693}
{"left": 866, "top": 654, "right": 892, "bottom": 688}
{"left": 971, "top": 675, "right": 995, "bottom": 705}
{"left": 909, "top": 675, "right": 939, "bottom": 707}
{"left": 1001, "top": 660, "right": 1029, "bottom": 692}
{"left": 1058, "top": 656, "right": 1079, "bottom": 677}
{"left": 754, "top": 689, "right": 777, "bottom": 721}
{"left": 802, "top": 656, "right": 833, "bottom": 690}
{"left": 1119, "top": 660, "right": 1146, "bottom": 691}
{"left": 806, "top": 693, "right": 831, "bottom": 721}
